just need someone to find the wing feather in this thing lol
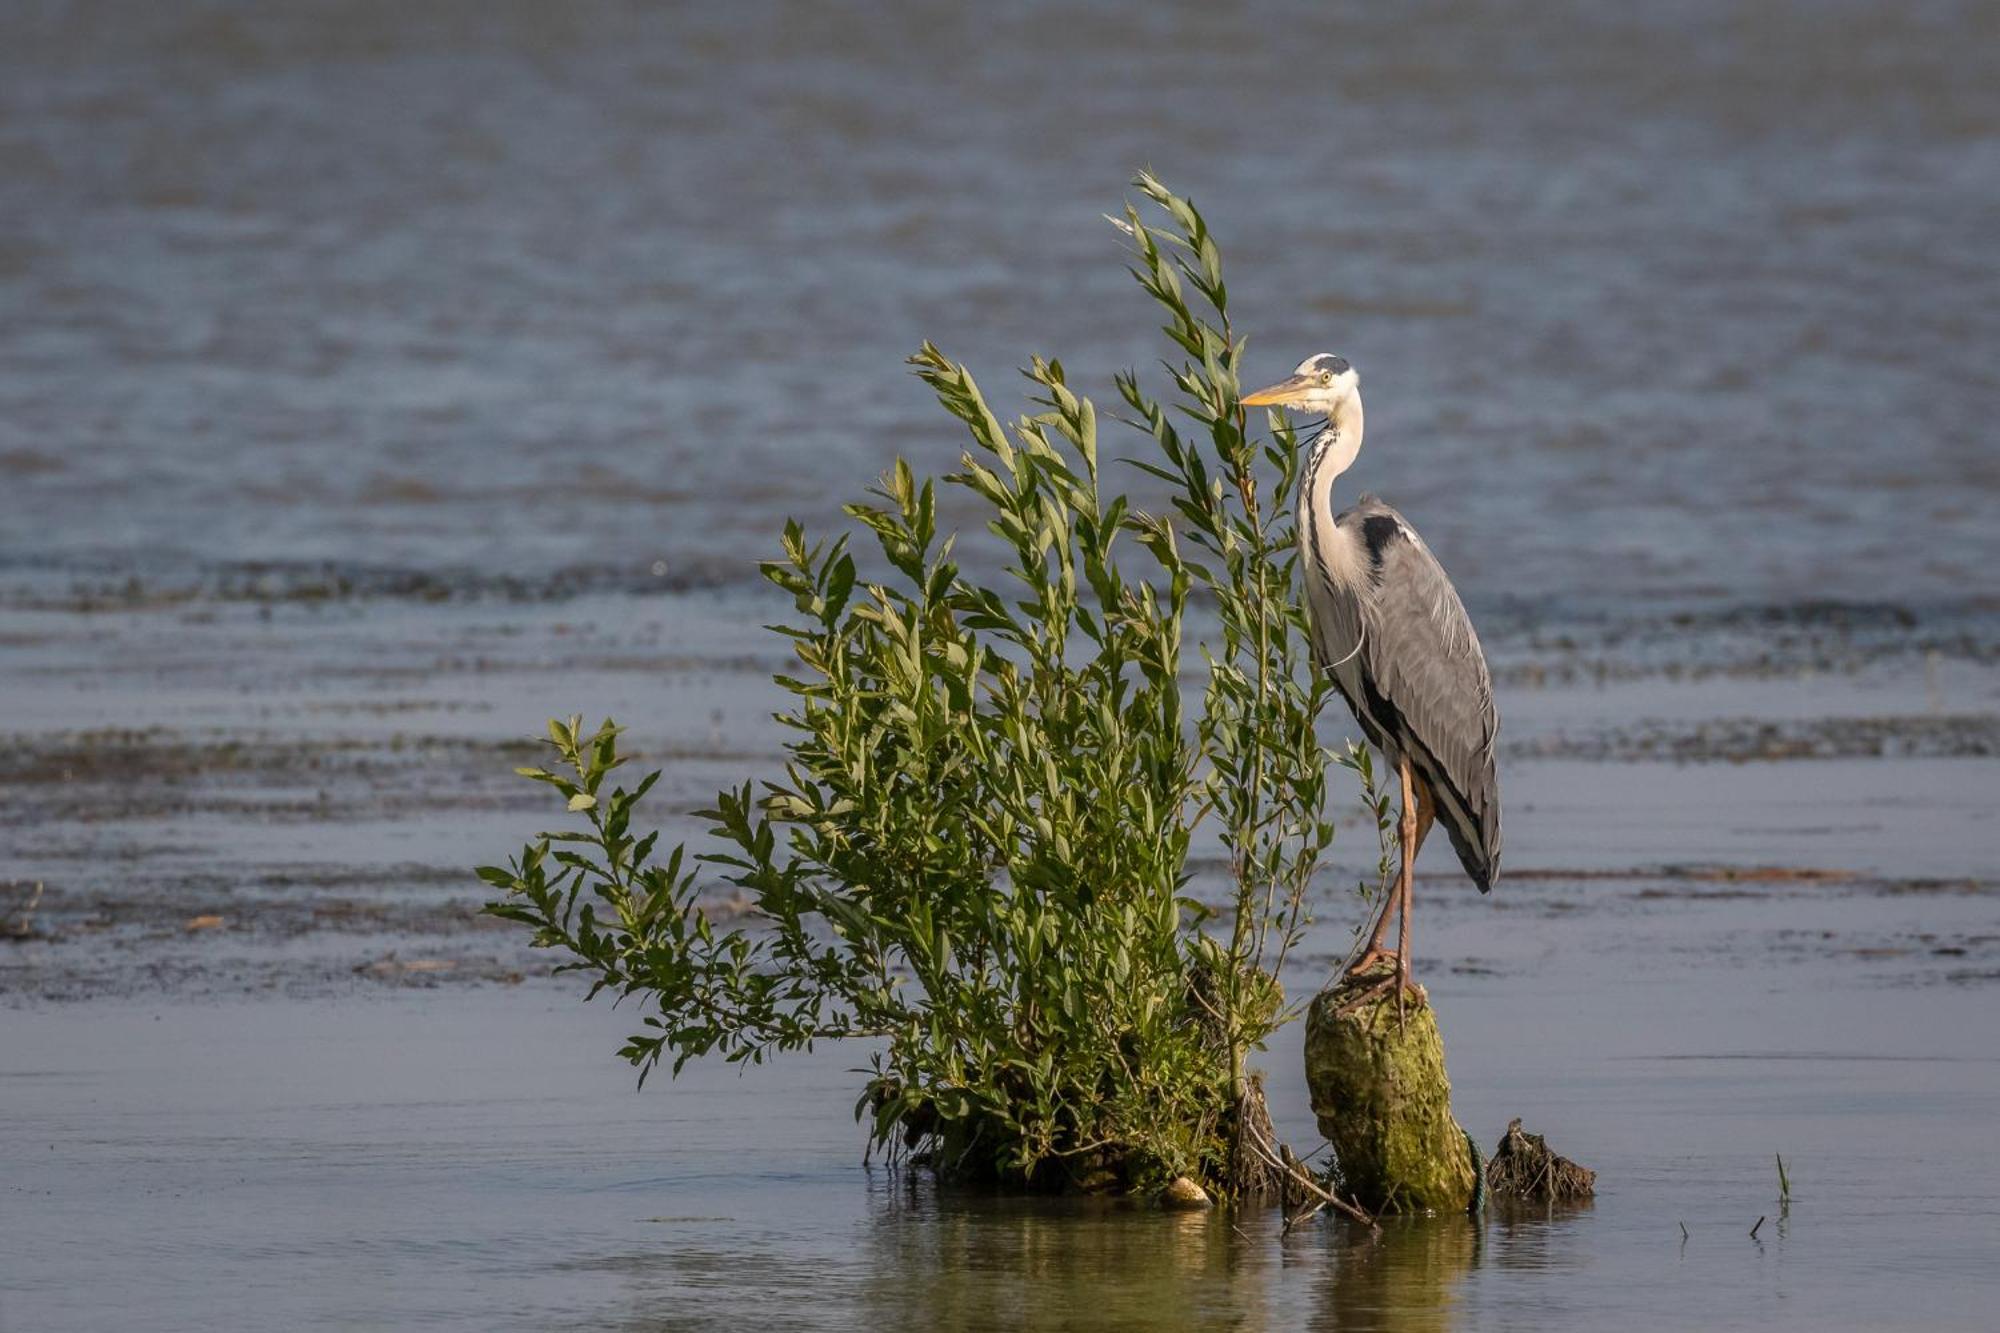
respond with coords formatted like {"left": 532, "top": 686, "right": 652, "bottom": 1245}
{"left": 1336, "top": 499, "right": 1502, "bottom": 889}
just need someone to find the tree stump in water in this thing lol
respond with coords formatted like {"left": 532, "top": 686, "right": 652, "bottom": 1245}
{"left": 1304, "top": 970, "right": 1477, "bottom": 1214}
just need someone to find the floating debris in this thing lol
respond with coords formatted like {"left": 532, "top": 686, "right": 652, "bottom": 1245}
{"left": 357, "top": 955, "right": 460, "bottom": 977}
{"left": 1485, "top": 1118, "right": 1596, "bottom": 1200}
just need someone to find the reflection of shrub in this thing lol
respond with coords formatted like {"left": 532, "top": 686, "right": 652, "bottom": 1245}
{"left": 481, "top": 176, "right": 1345, "bottom": 1196}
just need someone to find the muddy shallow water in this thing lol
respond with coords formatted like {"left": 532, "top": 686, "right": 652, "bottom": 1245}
{"left": 5, "top": 1, "right": 2000, "bottom": 1328}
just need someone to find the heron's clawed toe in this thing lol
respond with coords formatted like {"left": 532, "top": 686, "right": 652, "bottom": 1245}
{"left": 1345, "top": 948, "right": 1398, "bottom": 980}
{"left": 1333, "top": 973, "right": 1397, "bottom": 1016}
{"left": 1336, "top": 964, "right": 1416, "bottom": 1016}
{"left": 1333, "top": 953, "right": 1423, "bottom": 1021}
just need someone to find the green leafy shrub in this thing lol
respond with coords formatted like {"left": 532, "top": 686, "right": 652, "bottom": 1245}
{"left": 481, "top": 175, "right": 1347, "bottom": 1196}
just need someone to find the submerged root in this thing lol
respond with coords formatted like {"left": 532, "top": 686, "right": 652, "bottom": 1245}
{"left": 1227, "top": 1073, "right": 1288, "bottom": 1204}
{"left": 1484, "top": 1117, "right": 1596, "bottom": 1200}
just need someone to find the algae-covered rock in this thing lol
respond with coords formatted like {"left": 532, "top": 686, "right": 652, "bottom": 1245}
{"left": 1304, "top": 973, "right": 1476, "bottom": 1214}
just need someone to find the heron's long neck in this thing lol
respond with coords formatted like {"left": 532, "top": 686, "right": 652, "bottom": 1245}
{"left": 1299, "top": 395, "right": 1365, "bottom": 538}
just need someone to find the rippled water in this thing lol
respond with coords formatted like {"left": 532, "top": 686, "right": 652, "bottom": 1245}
{"left": 4, "top": 3, "right": 1999, "bottom": 1330}
{"left": 4, "top": 1, "right": 1998, "bottom": 613}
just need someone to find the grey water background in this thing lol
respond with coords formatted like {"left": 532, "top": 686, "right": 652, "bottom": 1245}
{"left": 3, "top": 2, "right": 1999, "bottom": 1330}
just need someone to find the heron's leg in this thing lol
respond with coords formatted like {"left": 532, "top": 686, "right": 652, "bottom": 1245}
{"left": 1391, "top": 757, "right": 1422, "bottom": 1019}
{"left": 1394, "top": 766, "right": 1436, "bottom": 990}
{"left": 1350, "top": 866, "right": 1400, "bottom": 973}
{"left": 1413, "top": 774, "right": 1437, "bottom": 855}
{"left": 1341, "top": 756, "right": 1424, "bottom": 1010}
{"left": 1346, "top": 769, "right": 1405, "bottom": 977}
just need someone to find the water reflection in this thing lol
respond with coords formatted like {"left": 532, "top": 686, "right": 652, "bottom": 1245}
{"left": 601, "top": 1177, "right": 1607, "bottom": 1331}
{"left": 852, "top": 1180, "right": 1274, "bottom": 1331}
{"left": 1309, "top": 1214, "right": 1483, "bottom": 1333}
{"left": 1484, "top": 1197, "right": 1598, "bottom": 1275}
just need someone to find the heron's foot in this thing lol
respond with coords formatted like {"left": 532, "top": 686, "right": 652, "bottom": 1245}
{"left": 1344, "top": 948, "right": 1398, "bottom": 980}
{"left": 1333, "top": 971, "right": 1397, "bottom": 1018}
{"left": 1333, "top": 968, "right": 1421, "bottom": 1016}
{"left": 1334, "top": 954, "right": 1422, "bottom": 1026}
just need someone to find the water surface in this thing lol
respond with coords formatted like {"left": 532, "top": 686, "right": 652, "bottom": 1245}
{"left": 3, "top": 2, "right": 1999, "bottom": 1329}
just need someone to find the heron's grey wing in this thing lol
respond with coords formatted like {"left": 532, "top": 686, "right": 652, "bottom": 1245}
{"left": 1349, "top": 506, "right": 1502, "bottom": 890}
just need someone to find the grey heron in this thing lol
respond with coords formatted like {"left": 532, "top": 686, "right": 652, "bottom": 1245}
{"left": 1243, "top": 353, "right": 1501, "bottom": 1004}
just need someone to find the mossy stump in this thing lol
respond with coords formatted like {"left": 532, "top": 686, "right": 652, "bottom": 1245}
{"left": 1305, "top": 970, "right": 1476, "bottom": 1214}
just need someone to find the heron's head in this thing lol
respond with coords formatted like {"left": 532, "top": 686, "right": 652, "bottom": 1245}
{"left": 1241, "top": 353, "right": 1358, "bottom": 417}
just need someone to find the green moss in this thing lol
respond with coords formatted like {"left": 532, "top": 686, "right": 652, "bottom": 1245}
{"left": 1304, "top": 975, "right": 1477, "bottom": 1214}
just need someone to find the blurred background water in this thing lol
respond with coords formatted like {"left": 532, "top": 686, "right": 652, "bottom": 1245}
{"left": 4, "top": 0, "right": 1997, "bottom": 614}
{"left": 3, "top": 3, "right": 1998, "bottom": 1330}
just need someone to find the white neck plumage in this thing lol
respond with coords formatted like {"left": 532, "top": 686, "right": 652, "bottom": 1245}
{"left": 1298, "top": 392, "right": 1365, "bottom": 535}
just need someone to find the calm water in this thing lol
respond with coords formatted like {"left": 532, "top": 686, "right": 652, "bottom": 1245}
{"left": 4, "top": 2, "right": 1999, "bottom": 1329}
{"left": 9, "top": 893, "right": 2000, "bottom": 1332}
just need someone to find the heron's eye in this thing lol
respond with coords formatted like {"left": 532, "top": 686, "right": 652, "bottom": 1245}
{"left": 1320, "top": 370, "right": 1333, "bottom": 385}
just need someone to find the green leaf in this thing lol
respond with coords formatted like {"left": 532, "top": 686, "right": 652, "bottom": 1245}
{"left": 477, "top": 175, "right": 1344, "bottom": 1197}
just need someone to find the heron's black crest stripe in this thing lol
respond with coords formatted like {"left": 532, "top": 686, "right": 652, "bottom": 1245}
{"left": 1307, "top": 353, "right": 1351, "bottom": 375}
{"left": 1359, "top": 514, "right": 1403, "bottom": 566}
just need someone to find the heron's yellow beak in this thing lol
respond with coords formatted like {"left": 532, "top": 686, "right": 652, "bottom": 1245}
{"left": 1240, "top": 374, "right": 1316, "bottom": 407}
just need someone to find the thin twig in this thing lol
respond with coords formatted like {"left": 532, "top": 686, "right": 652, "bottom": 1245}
{"left": 1749, "top": 1215, "right": 1765, "bottom": 1239}
{"left": 1240, "top": 1116, "right": 1374, "bottom": 1230}
{"left": 1283, "top": 1202, "right": 1326, "bottom": 1233}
